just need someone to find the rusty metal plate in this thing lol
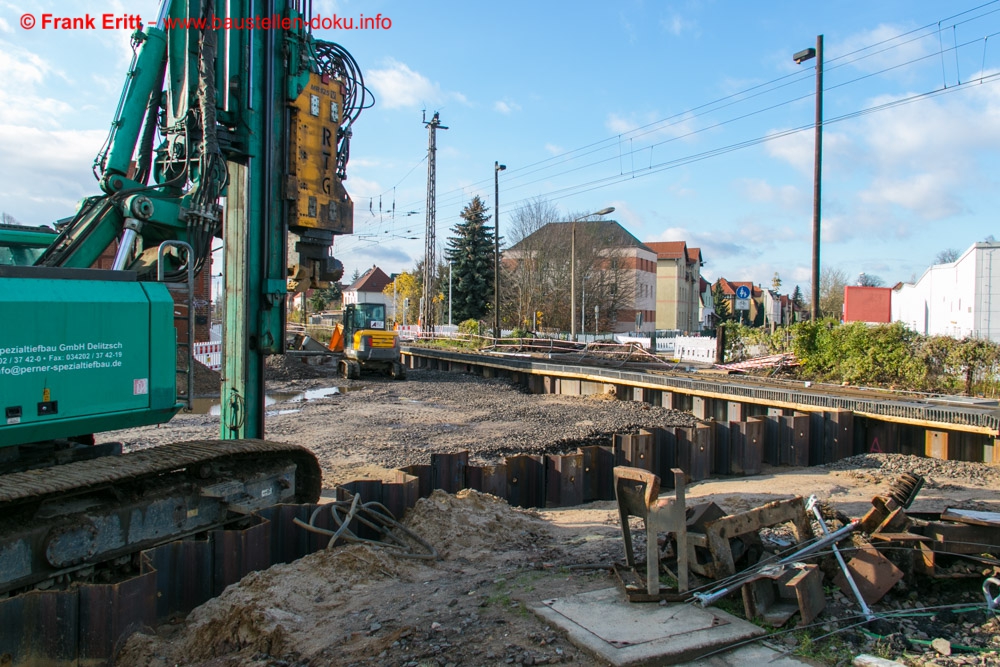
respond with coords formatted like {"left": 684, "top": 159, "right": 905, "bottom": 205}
{"left": 258, "top": 504, "right": 334, "bottom": 564}
{"left": 832, "top": 545, "right": 903, "bottom": 605}
{"left": 743, "top": 418, "right": 764, "bottom": 475}
{"left": 78, "top": 565, "right": 158, "bottom": 662}
{"left": 213, "top": 516, "right": 271, "bottom": 594}
{"left": 506, "top": 455, "right": 546, "bottom": 508}
{"left": 546, "top": 454, "right": 584, "bottom": 508}
{"left": 431, "top": 451, "right": 468, "bottom": 494}
{"left": 0, "top": 589, "right": 78, "bottom": 664}
{"left": 689, "top": 425, "right": 713, "bottom": 481}
{"left": 714, "top": 422, "right": 732, "bottom": 475}
{"left": 384, "top": 476, "right": 420, "bottom": 519}
{"left": 580, "top": 445, "right": 615, "bottom": 501}
{"left": 465, "top": 464, "right": 507, "bottom": 499}
{"left": 143, "top": 537, "right": 214, "bottom": 620}
{"left": 399, "top": 464, "right": 432, "bottom": 499}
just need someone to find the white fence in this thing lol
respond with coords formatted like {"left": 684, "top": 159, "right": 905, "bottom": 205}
{"left": 673, "top": 336, "right": 717, "bottom": 363}
{"left": 614, "top": 335, "right": 676, "bottom": 354}
{"left": 194, "top": 341, "right": 222, "bottom": 370}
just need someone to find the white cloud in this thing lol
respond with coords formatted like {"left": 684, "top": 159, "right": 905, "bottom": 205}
{"left": 606, "top": 110, "right": 700, "bottom": 143}
{"left": 544, "top": 143, "right": 563, "bottom": 155}
{"left": 662, "top": 13, "right": 696, "bottom": 37}
{"left": 609, "top": 200, "right": 644, "bottom": 230}
{"left": 494, "top": 99, "right": 521, "bottom": 114}
{"left": 736, "top": 178, "right": 808, "bottom": 212}
{"left": 606, "top": 113, "right": 637, "bottom": 135}
{"left": 0, "top": 125, "right": 107, "bottom": 222}
{"left": 842, "top": 85, "right": 1000, "bottom": 225}
{"left": 836, "top": 24, "right": 931, "bottom": 77}
{"left": 859, "top": 174, "right": 964, "bottom": 221}
{"left": 649, "top": 226, "right": 756, "bottom": 260}
{"left": 344, "top": 176, "right": 383, "bottom": 200}
{"left": 368, "top": 58, "right": 463, "bottom": 110}
{"left": 0, "top": 42, "right": 75, "bottom": 126}
{"left": 0, "top": 16, "right": 11, "bottom": 33}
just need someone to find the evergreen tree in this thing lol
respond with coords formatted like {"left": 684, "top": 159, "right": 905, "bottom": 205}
{"left": 792, "top": 285, "right": 804, "bottom": 309}
{"left": 444, "top": 196, "right": 495, "bottom": 322}
{"left": 712, "top": 282, "right": 730, "bottom": 322}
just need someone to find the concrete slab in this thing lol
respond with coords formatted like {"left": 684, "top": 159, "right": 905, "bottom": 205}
{"left": 675, "top": 642, "right": 820, "bottom": 666}
{"left": 531, "top": 587, "right": 768, "bottom": 666}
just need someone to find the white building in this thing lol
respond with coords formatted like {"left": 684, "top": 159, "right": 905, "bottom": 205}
{"left": 892, "top": 241, "right": 1000, "bottom": 342}
{"left": 343, "top": 266, "right": 392, "bottom": 307}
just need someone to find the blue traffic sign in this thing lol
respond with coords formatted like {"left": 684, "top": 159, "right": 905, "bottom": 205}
{"left": 735, "top": 285, "right": 751, "bottom": 299}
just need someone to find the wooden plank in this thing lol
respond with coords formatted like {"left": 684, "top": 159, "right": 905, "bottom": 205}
{"left": 941, "top": 508, "right": 1000, "bottom": 527}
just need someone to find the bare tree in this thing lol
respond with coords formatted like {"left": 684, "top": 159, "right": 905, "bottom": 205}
{"left": 857, "top": 273, "right": 885, "bottom": 287}
{"left": 504, "top": 213, "right": 638, "bottom": 333}
{"left": 934, "top": 248, "right": 961, "bottom": 264}
{"left": 1, "top": 212, "right": 24, "bottom": 226}
{"left": 504, "top": 198, "right": 561, "bottom": 329}
{"left": 819, "top": 266, "right": 849, "bottom": 319}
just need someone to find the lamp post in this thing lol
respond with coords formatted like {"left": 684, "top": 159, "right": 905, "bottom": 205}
{"left": 794, "top": 35, "right": 823, "bottom": 321}
{"left": 570, "top": 206, "right": 615, "bottom": 340}
{"left": 494, "top": 161, "right": 506, "bottom": 339}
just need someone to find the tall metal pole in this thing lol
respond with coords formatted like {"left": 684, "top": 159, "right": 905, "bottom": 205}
{"left": 423, "top": 112, "right": 447, "bottom": 334}
{"left": 494, "top": 161, "right": 506, "bottom": 338}
{"left": 811, "top": 35, "right": 824, "bottom": 320}
{"left": 448, "top": 260, "right": 453, "bottom": 326}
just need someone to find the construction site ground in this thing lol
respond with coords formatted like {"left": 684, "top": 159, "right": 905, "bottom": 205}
{"left": 108, "top": 356, "right": 1000, "bottom": 666}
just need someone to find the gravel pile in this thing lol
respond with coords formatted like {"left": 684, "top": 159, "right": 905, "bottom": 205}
{"left": 310, "top": 369, "right": 702, "bottom": 471}
{"left": 264, "top": 353, "right": 335, "bottom": 381}
{"left": 825, "top": 453, "right": 1000, "bottom": 487}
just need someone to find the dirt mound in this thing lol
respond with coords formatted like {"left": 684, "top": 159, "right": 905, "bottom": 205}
{"left": 264, "top": 353, "right": 335, "bottom": 381}
{"left": 192, "top": 358, "right": 220, "bottom": 396}
{"left": 118, "top": 544, "right": 402, "bottom": 665}
{"left": 403, "top": 489, "right": 548, "bottom": 559}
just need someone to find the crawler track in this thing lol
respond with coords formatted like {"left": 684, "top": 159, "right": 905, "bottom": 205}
{"left": 0, "top": 438, "right": 322, "bottom": 509}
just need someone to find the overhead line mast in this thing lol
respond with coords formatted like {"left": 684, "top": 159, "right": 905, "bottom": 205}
{"left": 422, "top": 111, "right": 446, "bottom": 333}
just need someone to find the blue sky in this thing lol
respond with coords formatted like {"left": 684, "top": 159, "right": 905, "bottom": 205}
{"left": 2, "top": 1, "right": 1000, "bottom": 296}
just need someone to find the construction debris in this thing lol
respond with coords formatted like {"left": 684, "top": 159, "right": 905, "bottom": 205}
{"left": 611, "top": 461, "right": 1000, "bottom": 646}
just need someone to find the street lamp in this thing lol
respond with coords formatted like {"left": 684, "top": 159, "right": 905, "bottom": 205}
{"left": 795, "top": 35, "right": 823, "bottom": 321}
{"left": 570, "top": 206, "right": 615, "bottom": 340}
{"left": 494, "top": 161, "right": 506, "bottom": 338}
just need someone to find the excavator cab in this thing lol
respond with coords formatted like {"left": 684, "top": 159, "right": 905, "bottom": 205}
{"left": 340, "top": 303, "right": 406, "bottom": 380}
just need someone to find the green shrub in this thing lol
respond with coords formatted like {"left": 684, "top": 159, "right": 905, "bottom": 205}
{"left": 457, "top": 319, "right": 481, "bottom": 336}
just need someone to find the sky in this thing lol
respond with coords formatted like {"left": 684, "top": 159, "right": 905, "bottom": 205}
{"left": 2, "top": 1, "right": 1000, "bottom": 296}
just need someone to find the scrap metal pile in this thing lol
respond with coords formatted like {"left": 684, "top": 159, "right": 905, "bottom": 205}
{"left": 614, "top": 466, "right": 1000, "bottom": 642}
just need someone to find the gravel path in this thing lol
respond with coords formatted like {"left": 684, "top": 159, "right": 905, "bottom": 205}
{"left": 115, "top": 364, "right": 700, "bottom": 487}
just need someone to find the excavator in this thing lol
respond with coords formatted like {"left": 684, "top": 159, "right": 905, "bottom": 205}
{"left": 0, "top": 0, "right": 367, "bottom": 663}
{"left": 334, "top": 302, "right": 406, "bottom": 379}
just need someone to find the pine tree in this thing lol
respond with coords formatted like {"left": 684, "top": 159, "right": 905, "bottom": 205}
{"left": 444, "top": 196, "right": 495, "bottom": 323}
{"left": 712, "top": 282, "right": 730, "bottom": 322}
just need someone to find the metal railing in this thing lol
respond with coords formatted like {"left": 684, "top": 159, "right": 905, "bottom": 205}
{"left": 403, "top": 346, "right": 1000, "bottom": 433}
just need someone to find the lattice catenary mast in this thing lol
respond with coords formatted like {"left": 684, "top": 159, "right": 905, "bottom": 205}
{"left": 422, "top": 111, "right": 447, "bottom": 333}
